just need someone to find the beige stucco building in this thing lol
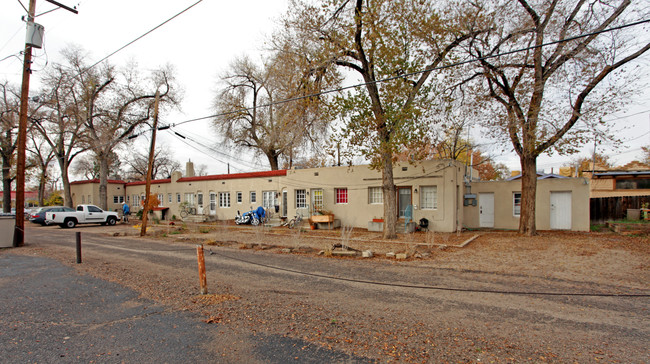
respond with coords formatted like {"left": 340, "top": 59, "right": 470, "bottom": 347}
{"left": 463, "top": 177, "right": 590, "bottom": 231}
{"left": 68, "top": 159, "right": 591, "bottom": 232}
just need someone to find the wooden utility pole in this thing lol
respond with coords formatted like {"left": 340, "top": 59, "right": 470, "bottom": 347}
{"left": 13, "top": 0, "right": 37, "bottom": 247}
{"left": 13, "top": 0, "right": 77, "bottom": 247}
{"left": 140, "top": 91, "right": 160, "bottom": 236}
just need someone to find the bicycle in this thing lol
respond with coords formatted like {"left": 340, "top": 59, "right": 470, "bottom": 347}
{"left": 180, "top": 205, "right": 197, "bottom": 218}
{"left": 288, "top": 213, "right": 303, "bottom": 229}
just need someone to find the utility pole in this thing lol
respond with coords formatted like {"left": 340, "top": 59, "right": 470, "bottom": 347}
{"left": 14, "top": 0, "right": 77, "bottom": 247}
{"left": 13, "top": 0, "right": 37, "bottom": 247}
{"left": 140, "top": 91, "right": 160, "bottom": 237}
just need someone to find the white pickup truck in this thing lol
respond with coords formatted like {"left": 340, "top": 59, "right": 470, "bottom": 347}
{"left": 46, "top": 204, "right": 119, "bottom": 228}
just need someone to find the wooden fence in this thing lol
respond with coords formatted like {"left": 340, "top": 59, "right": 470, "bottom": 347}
{"left": 590, "top": 195, "right": 650, "bottom": 223}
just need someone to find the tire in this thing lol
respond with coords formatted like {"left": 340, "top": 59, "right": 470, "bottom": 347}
{"left": 180, "top": 210, "right": 189, "bottom": 218}
{"left": 106, "top": 216, "right": 116, "bottom": 226}
{"left": 64, "top": 218, "right": 76, "bottom": 228}
{"left": 288, "top": 219, "right": 296, "bottom": 229}
{"left": 252, "top": 217, "right": 260, "bottom": 226}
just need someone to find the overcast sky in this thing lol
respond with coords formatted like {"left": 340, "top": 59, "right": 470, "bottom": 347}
{"left": 1, "top": 0, "right": 649, "bottom": 181}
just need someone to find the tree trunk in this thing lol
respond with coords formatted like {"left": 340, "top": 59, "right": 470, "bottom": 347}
{"left": 266, "top": 150, "right": 279, "bottom": 171}
{"left": 37, "top": 173, "right": 46, "bottom": 206}
{"left": 381, "top": 153, "right": 397, "bottom": 239}
{"left": 2, "top": 153, "right": 12, "bottom": 213}
{"left": 519, "top": 154, "right": 537, "bottom": 236}
{"left": 57, "top": 155, "right": 73, "bottom": 208}
{"left": 98, "top": 152, "right": 109, "bottom": 210}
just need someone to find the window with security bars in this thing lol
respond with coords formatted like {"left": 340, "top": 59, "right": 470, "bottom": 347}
{"left": 368, "top": 187, "right": 383, "bottom": 204}
{"left": 250, "top": 191, "right": 256, "bottom": 203}
{"left": 237, "top": 192, "right": 242, "bottom": 203}
{"left": 420, "top": 186, "right": 438, "bottom": 209}
{"left": 219, "top": 192, "right": 230, "bottom": 208}
{"left": 296, "top": 189, "right": 307, "bottom": 209}
{"left": 335, "top": 188, "right": 348, "bottom": 204}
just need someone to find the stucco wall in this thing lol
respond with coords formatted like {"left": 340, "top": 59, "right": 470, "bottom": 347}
{"left": 69, "top": 182, "right": 125, "bottom": 213}
{"left": 463, "top": 178, "right": 590, "bottom": 231}
{"left": 284, "top": 160, "right": 464, "bottom": 232}
{"left": 70, "top": 160, "right": 467, "bottom": 232}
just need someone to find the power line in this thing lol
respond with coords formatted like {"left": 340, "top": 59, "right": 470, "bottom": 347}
{"left": 167, "top": 18, "right": 650, "bottom": 130}
{"left": 69, "top": 0, "right": 203, "bottom": 81}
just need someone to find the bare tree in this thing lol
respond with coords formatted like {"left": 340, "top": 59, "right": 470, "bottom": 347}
{"left": 468, "top": 0, "right": 650, "bottom": 235}
{"left": 33, "top": 47, "right": 91, "bottom": 207}
{"left": 71, "top": 151, "right": 121, "bottom": 180}
{"left": 122, "top": 143, "right": 181, "bottom": 181}
{"left": 213, "top": 53, "right": 336, "bottom": 170}
{"left": 27, "top": 132, "right": 55, "bottom": 206}
{"left": 0, "top": 81, "right": 19, "bottom": 212}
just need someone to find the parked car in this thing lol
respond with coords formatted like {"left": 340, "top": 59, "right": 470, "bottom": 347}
{"left": 46, "top": 204, "right": 119, "bottom": 228}
{"left": 30, "top": 206, "right": 75, "bottom": 226}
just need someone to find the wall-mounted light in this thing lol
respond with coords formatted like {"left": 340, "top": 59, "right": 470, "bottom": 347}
{"left": 414, "top": 188, "right": 418, "bottom": 193}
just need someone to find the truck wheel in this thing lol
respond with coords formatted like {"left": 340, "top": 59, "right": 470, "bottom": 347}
{"left": 64, "top": 218, "right": 76, "bottom": 228}
{"left": 107, "top": 216, "right": 116, "bottom": 226}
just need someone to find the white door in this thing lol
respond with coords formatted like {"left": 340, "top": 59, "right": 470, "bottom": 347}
{"left": 197, "top": 193, "right": 204, "bottom": 214}
{"left": 550, "top": 191, "right": 572, "bottom": 230}
{"left": 479, "top": 193, "right": 494, "bottom": 228}
{"left": 209, "top": 193, "right": 216, "bottom": 216}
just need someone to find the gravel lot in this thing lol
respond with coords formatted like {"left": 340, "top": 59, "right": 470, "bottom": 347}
{"left": 5, "top": 221, "right": 649, "bottom": 363}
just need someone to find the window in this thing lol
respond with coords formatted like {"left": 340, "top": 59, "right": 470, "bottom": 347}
{"left": 88, "top": 205, "right": 102, "bottom": 213}
{"left": 81, "top": 195, "right": 85, "bottom": 203}
{"left": 513, "top": 192, "right": 521, "bottom": 216}
{"left": 250, "top": 191, "right": 256, "bottom": 203}
{"left": 168, "top": 193, "right": 172, "bottom": 203}
{"left": 219, "top": 192, "right": 230, "bottom": 208}
{"left": 237, "top": 191, "right": 242, "bottom": 204}
{"left": 262, "top": 191, "right": 276, "bottom": 209}
{"left": 420, "top": 186, "right": 438, "bottom": 210}
{"left": 616, "top": 178, "right": 650, "bottom": 190}
{"left": 176, "top": 193, "right": 181, "bottom": 203}
{"left": 113, "top": 196, "right": 124, "bottom": 204}
{"left": 157, "top": 194, "right": 164, "bottom": 206}
{"left": 368, "top": 187, "right": 383, "bottom": 204}
{"left": 184, "top": 193, "right": 194, "bottom": 205}
{"left": 197, "top": 193, "right": 203, "bottom": 205}
{"left": 335, "top": 188, "right": 348, "bottom": 204}
{"left": 87, "top": 195, "right": 92, "bottom": 204}
{"left": 210, "top": 192, "right": 216, "bottom": 211}
{"left": 312, "top": 189, "right": 323, "bottom": 212}
{"left": 296, "top": 189, "right": 307, "bottom": 209}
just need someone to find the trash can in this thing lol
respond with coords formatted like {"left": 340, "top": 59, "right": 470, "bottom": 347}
{"left": 0, "top": 215, "right": 16, "bottom": 248}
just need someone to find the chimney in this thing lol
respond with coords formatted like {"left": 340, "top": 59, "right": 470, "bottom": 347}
{"left": 185, "top": 160, "right": 195, "bottom": 177}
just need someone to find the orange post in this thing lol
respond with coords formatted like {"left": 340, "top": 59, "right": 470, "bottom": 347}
{"left": 196, "top": 245, "right": 208, "bottom": 295}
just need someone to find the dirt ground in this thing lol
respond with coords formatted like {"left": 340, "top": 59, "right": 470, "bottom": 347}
{"left": 10, "top": 221, "right": 650, "bottom": 362}
{"left": 134, "top": 220, "right": 649, "bottom": 290}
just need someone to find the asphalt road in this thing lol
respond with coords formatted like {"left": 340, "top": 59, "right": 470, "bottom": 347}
{"left": 1, "top": 224, "right": 648, "bottom": 362}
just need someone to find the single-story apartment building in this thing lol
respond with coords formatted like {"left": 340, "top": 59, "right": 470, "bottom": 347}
{"left": 68, "top": 159, "right": 590, "bottom": 232}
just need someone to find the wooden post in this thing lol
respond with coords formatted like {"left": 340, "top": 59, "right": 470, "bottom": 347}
{"left": 75, "top": 232, "right": 81, "bottom": 263}
{"left": 196, "top": 245, "right": 207, "bottom": 295}
{"left": 140, "top": 91, "right": 160, "bottom": 237}
{"left": 13, "top": 0, "right": 37, "bottom": 247}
